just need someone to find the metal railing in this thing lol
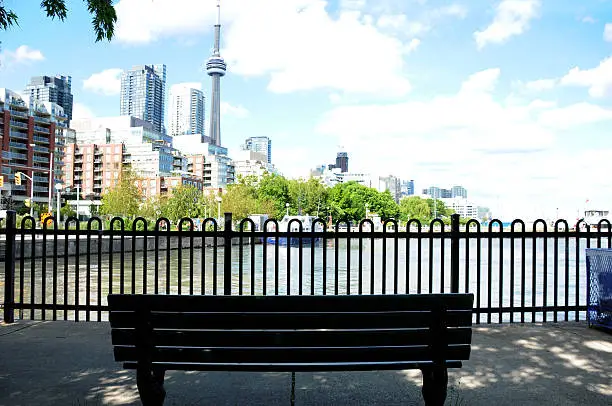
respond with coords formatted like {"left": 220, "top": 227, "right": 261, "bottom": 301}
{"left": 1, "top": 212, "right": 610, "bottom": 324}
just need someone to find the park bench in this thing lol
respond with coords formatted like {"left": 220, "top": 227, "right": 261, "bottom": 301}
{"left": 108, "top": 293, "right": 474, "bottom": 406}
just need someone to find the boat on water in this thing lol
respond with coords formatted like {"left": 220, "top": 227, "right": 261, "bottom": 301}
{"left": 580, "top": 209, "right": 611, "bottom": 230}
{"left": 266, "top": 215, "right": 323, "bottom": 246}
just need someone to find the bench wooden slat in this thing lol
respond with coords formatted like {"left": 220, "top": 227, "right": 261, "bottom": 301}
{"left": 111, "top": 327, "right": 472, "bottom": 348}
{"left": 107, "top": 293, "right": 474, "bottom": 313}
{"left": 121, "top": 360, "right": 464, "bottom": 372}
{"left": 114, "top": 344, "right": 471, "bottom": 364}
{"left": 109, "top": 310, "right": 473, "bottom": 330}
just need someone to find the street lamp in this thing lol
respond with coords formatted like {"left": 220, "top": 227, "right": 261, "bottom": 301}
{"left": 286, "top": 202, "right": 290, "bottom": 217}
{"left": 55, "top": 184, "right": 63, "bottom": 224}
{"left": 216, "top": 196, "right": 222, "bottom": 226}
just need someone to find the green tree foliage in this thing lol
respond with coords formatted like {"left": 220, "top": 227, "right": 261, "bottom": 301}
{"left": 99, "top": 171, "right": 142, "bottom": 218}
{"left": 399, "top": 196, "right": 431, "bottom": 224}
{"left": 0, "top": 0, "right": 116, "bottom": 41}
{"left": 257, "top": 173, "right": 290, "bottom": 219}
{"left": 160, "top": 185, "right": 205, "bottom": 224}
{"left": 287, "top": 177, "right": 328, "bottom": 218}
{"left": 221, "top": 181, "right": 259, "bottom": 222}
{"left": 327, "top": 181, "right": 399, "bottom": 223}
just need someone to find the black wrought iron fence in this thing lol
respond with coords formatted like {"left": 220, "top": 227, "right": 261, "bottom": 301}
{"left": 2, "top": 211, "right": 611, "bottom": 324}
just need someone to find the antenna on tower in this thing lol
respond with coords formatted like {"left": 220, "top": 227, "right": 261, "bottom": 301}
{"left": 216, "top": 0, "right": 221, "bottom": 26}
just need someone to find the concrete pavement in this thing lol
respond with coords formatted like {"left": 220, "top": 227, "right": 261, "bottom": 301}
{"left": 0, "top": 320, "right": 610, "bottom": 405}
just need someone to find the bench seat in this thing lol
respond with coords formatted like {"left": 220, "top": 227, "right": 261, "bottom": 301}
{"left": 109, "top": 293, "right": 474, "bottom": 406}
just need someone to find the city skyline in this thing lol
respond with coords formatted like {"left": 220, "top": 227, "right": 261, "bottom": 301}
{"left": 1, "top": 0, "right": 612, "bottom": 219}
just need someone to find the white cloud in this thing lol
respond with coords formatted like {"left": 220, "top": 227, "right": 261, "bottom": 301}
{"left": 116, "top": 0, "right": 411, "bottom": 96}
{"left": 315, "top": 67, "right": 612, "bottom": 218}
{"left": 524, "top": 78, "right": 557, "bottom": 91}
{"left": 376, "top": 4, "right": 467, "bottom": 36}
{"left": 404, "top": 38, "right": 421, "bottom": 53}
{"left": 83, "top": 68, "right": 123, "bottom": 96}
{"left": 72, "top": 103, "right": 95, "bottom": 119}
{"left": 474, "top": 0, "right": 540, "bottom": 49}
{"left": 538, "top": 103, "right": 612, "bottom": 129}
{"left": 582, "top": 16, "right": 596, "bottom": 24}
{"left": 221, "top": 102, "right": 250, "bottom": 118}
{"left": 560, "top": 57, "right": 612, "bottom": 98}
{"left": 0, "top": 45, "right": 45, "bottom": 67}
{"left": 604, "top": 23, "right": 612, "bottom": 42}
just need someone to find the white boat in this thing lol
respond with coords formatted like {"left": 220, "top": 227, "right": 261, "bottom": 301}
{"left": 581, "top": 210, "right": 611, "bottom": 230}
{"left": 266, "top": 215, "right": 323, "bottom": 246}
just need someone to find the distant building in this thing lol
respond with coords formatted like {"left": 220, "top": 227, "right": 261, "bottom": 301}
{"left": 335, "top": 152, "right": 348, "bottom": 173}
{"left": 400, "top": 179, "right": 415, "bottom": 198}
{"left": 172, "top": 133, "right": 235, "bottom": 189}
{"left": 135, "top": 175, "right": 204, "bottom": 199}
{"left": 120, "top": 64, "right": 166, "bottom": 133}
{"left": 452, "top": 185, "right": 467, "bottom": 199}
{"left": 242, "top": 136, "right": 272, "bottom": 164}
{"left": 440, "top": 198, "right": 479, "bottom": 219}
{"left": 168, "top": 84, "right": 205, "bottom": 136}
{"left": 378, "top": 175, "right": 401, "bottom": 203}
{"left": 423, "top": 186, "right": 456, "bottom": 199}
{"left": 24, "top": 75, "right": 73, "bottom": 125}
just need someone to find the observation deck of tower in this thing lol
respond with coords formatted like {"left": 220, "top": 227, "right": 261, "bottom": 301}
{"left": 206, "top": 0, "right": 227, "bottom": 147}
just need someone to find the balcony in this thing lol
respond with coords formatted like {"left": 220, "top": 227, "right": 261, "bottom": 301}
{"left": 9, "top": 110, "right": 28, "bottom": 119}
{"left": 9, "top": 141, "right": 27, "bottom": 150}
{"left": 10, "top": 120, "right": 28, "bottom": 130}
{"left": 34, "top": 125, "right": 50, "bottom": 134}
{"left": 34, "top": 115, "right": 50, "bottom": 124}
{"left": 10, "top": 131, "right": 28, "bottom": 140}
{"left": 33, "top": 145, "right": 48, "bottom": 153}
{"left": 33, "top": 156, "right": 49, "bottom": 164}
{"left": 33, "top": 136, "right": 50, "bottom": 144}
{"left": 74, "top": 158, "right": 83, "bottom": 164}
{"left": 74, "top": 167, "right": 82, "bottom": 173}
{"left": 9, "top": 152, "right": 27, "bottom": 160}
{"left": 33, "top": 175, "right": 48, "bottom": 182}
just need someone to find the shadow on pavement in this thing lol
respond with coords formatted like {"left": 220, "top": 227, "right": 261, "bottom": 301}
{"left": 0, "top": 321, "right": 610, "bottom": 405}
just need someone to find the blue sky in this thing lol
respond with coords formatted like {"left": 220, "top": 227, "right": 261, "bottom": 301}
{"left": 1, "top": 0, "right": 612, "bottom": 220}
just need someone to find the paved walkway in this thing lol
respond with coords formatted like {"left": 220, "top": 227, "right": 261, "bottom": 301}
{"left": 0, "top": 321, "right": 610, "bottom": 405}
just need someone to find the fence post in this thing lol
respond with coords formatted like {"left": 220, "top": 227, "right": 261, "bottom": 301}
{"left": 3, "top": 210, "right": 16, "bottom": 323}
{"left": 223, "top": 212, "right": 233, "bottom": 295}
{"left": 450, "top": 213, "right": 460, "bottom": 293}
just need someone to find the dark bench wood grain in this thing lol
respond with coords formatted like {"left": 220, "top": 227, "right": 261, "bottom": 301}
{"left": 108, "top": 294, "right": 474, "bottom": 406}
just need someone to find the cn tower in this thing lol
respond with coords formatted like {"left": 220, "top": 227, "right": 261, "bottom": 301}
{"left": 206, "top": 0, "right": 227, "bottom": 147}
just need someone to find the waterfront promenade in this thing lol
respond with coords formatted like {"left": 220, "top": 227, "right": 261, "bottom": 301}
{"left": 0, "top": 320, "right": 610, "bottom": 405}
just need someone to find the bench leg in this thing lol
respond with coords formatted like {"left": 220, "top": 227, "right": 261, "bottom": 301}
{"left": 420, "top": 367, "right": 448, "bottom": 406}
{"left": 137, "top": 367, "right": 166, "bottom": 406}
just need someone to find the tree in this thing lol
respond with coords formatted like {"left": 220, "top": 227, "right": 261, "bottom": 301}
{"left": 257, "top": 173, "right": 290, "bottom": 219}
{"left": 0, "top": 0, "right": 117, "bottom": 42}
{"left": 160, "top": 185, "right": 204, "bottom": 224}
{"left": 399, "top": 196, "right": 431, "bottom": 224}
{"left": 222, "top": 182, "right": 259, "bottom": 222}
{"left": 99, "top": 171, "right": 142, "bottom": 218}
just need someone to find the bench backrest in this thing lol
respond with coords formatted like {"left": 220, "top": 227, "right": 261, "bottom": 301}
{"left": 109, "top": 294, "right": 474, "bottom": 369}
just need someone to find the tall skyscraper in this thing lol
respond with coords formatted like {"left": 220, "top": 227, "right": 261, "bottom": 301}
{"left": 169, "top": 85, "right": 205, "bottom": 136}
{"left": 452, "top": 185, "right": 468, "bottom": 199}
{"left": 206, "top": 0, "right": 227, "bottom": 146}
{"left": 24, "top": 75, "right": 73, "bottom": 124}
{"left": 336, "top": 152, "right": 349, "bottom": 173}
{"left": 120, "top": 64, "right": 166, "bottom": 133}
{"left": 243, "top": 136, "right": 272, "bottom": 164}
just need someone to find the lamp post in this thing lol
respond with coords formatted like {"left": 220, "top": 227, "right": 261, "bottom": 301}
{"left": 365, "top": 203, "right": 369, "bottom": 220}
{"left": 286, "top": 202, "right": 290, "bottom": 217}
{"left": 216, "top": 196, "right": 222, "bottom": 226}
{"left": 55, "top": 183, "right": 62, "bottom": 224}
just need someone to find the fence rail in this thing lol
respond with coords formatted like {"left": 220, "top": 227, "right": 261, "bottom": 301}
{"left": 2, "top": 211, "right": 611, "bottom": 324}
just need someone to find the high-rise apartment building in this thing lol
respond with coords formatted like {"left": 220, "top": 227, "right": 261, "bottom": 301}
{"left": 24, "top": 75, "right": 73, "bottom": 124}
{"left": 120, "top": 64, "right": 166, "bottom": 133}
{"left": 0, "top": 88, "right": 68, "bottom": 206}
{"left": 169, "top": 85, "right": 205, "bottom": 136}
{"left": 243, "top": 136, "right": 272, "bottom": 164}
